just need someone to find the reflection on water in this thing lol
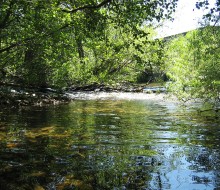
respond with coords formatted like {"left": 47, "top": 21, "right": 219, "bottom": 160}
{"left": 0, "top": 93, "right": 220, "bottom": 190}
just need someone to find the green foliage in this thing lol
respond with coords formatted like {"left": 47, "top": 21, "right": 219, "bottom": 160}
{"left": 77, "top": 25, "right": 165, "bottom": 84}
{"left": 0, "top": 0, "right": 177, "bottom": 88}
{"left": 165, "top": 26, "right": 220, "bottom": 103}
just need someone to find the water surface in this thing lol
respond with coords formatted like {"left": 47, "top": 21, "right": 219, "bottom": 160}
{"left": 0, "top": 93, "right": 220, "bottom": 190}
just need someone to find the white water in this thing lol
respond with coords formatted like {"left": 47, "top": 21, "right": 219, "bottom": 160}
{"left": 66, "top": 91, "right": 168, "bottom": 101}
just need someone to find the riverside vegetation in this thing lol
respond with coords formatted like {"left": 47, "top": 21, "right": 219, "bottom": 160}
{"left": 0, "top": 0, "right": 220, "bottom": 109}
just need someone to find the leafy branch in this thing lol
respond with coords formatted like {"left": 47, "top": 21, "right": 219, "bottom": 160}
{"left": 61, "top": 0, "right": 112, "bottom": 13}
{"left": 0, "top": 0, "right": 112, "bottom": 54}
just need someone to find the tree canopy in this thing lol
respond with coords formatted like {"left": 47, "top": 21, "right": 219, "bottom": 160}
{"left": 164, "top": 0, "right": 220, "bottom": 105}
{"left": 165, "top": 26, "right": 220, "bottom": 104}
{"left": 0, "top": 0, "right": 178, "bottom": 87}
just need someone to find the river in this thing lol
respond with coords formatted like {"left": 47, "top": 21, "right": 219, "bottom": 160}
{"left": 0, "top": 92, "right": 220, "bottom": 190}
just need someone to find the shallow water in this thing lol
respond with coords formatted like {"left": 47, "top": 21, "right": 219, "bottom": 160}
{"left": 0, "top": 93, "right": 220, "bottom": 190}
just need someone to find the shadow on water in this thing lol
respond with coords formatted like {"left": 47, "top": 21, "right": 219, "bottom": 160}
{"left": 0, "top": 92, "right": 220, "bottom": 190}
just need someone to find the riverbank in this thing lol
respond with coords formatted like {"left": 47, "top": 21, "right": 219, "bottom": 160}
{"left": 0, "top": 86, "right": 70, "bottom": 108}
{"left": 0, "top": 82, "right": 166, "bottom": 107}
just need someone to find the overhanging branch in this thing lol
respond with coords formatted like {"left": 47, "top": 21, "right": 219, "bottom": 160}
{"left": 0, "top": 0, "right": 112, "bottom": 54}
{"left": 62, "top": 0, "right": 112, "bottom": 13}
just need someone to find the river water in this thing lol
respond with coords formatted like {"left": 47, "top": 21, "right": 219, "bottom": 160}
{"left": 0, "top": 92, "right": 220, "bottom": 190}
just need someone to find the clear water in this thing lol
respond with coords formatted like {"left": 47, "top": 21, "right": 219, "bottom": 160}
{"left": 0, "top": 93, "right": 220, "bottom": 190}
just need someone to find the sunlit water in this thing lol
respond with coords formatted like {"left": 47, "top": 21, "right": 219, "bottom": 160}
{"left": 0, "top": 92, "right": 220, "bottom": 190}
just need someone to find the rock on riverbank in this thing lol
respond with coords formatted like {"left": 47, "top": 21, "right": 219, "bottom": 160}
{"left": 0, "top": 82, "right": 167, "bottom": 107}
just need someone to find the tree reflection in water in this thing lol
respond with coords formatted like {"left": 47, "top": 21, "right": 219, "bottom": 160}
{"left": 0, "top": 97, "right": 220, "bottom": 189}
